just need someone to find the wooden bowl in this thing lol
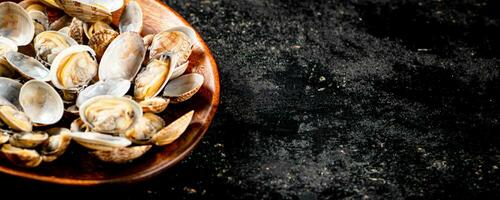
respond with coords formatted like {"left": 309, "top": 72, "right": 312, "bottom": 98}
{"left": 0, "top": 0, "right": 219, "bottom": 185}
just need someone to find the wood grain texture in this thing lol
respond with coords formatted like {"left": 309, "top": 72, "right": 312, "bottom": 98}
{"left": 0, "top": 0, "right": 220, "bottom": 185}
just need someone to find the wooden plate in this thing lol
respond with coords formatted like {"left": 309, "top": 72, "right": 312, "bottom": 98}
{"left": 0, "top": 0, "right": 219, "bottom": 185}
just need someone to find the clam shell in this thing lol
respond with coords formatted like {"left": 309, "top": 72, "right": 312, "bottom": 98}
{"left": 99, "top": 32, "right": 146, "bottom": 81}
{"left": 20, "top": 80, "right": 64, "bottom": 125}
{"left": 68, "top": 131, "right": 132, "bottom": 151}
{"left": 149, "top": 26, "right": 197, "bottom": 67}
{"left": 0, "top": 77, "right": 22, "bottom": 109}
{"left": 125, "top": 113, "right": 165, "bottom": 144}
{"left": 171, "top": 61, "right": 189, "bottom": 79}
{"left": 9, "top": 131, "right": 49, "bottom": 148}
{"left": 41, "top": 128, "right": 72, "bottom": 162}
{"left": 119, "top": 0, "right": 143, "bottom": 33}
{"left": 79, "top": 95, "right": 143, "bottom": 134}
{"left": 134, "top": 53, "right": 177, "bottom": 101}
{"left": 0, "top": 37, "right": 18, "bottom": 57}
{"left": 29, "top": 10, "right": 49, "bottom": 36}
{"left": 0, "top": 105, "right": 32, "bottom": 132}
{"left": 50, "top": 45, "right": 98, "bottom": 90}
{"left": 92, "top": 145, "right": 152, "bottom": 164}
{"left": 49, "top": 15, "right": 72, "bottom": 31}
{"left": 55, "top": 0, "right": 112, "bottom": 23}
{"left": 1, "top": 144, "right": 42, "bottom": 168}
{"left": 139, "top": 97, "right": 169, "bottom": 113}
{"left": 162, "top": 73, "right": 204, "bottom": 104}
{"left": 69, "top": 17, "right": 85, "bottom": 44}
{"left": 34, "top": 31, "right": 78, "bottom": 64}
{"left": 4, "top": 51, "right": 50, "bottom": 81}
{"left": 88, "top": 29, "right": 119, "bottom": 58}
{"left": 0, "top": 2, "right": 35, "bottom": 46}
{"left": 152, "top": 110, "right": 194, "bottom": 146}
{"left": 83, "top": 21, "right": 113, "bottom": 39}
{"left": 76, "top": 78, "right": 131, "bottom": 108}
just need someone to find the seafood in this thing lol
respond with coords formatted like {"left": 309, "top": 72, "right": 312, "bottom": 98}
{"left": 162, "top": 73, "right": 204, "bottom": 104}
{"left": 19, "top": 80, "right": 64, "bottom": 125}
{"left": 152, "top": 110, "right": 194, "bottom": 146}
{"left": 134, "top": 53, "right": 177, "bottom": 101}
{"left": 9, "top": 131, "right": 48, "bottom": 148}
{"left": 4, "top": 51, "right": 51, "bottom": 81}
{"left": 92, "top": 145, "right": 151, "bottom": 164}
{"left": 34, "top": 31, "right": 77, "bottom": 64}
{"left": 50, "top": 45, "right": 98, "bottom": 90}
{"left": 125, "top": 113, "right": 165, "bottom": 144}
{"left": 139, "top": 97, "right": 169, "bottom": 113}
{"left": 119, "top": 0, "right": 143, "bottom": 33}
{"left": 0, "top": 2, "right": 35, "bottom": 46}
{"left": 99, "top": 32, "right": 146, "bottom": 81}
{"left": 1, "top": 144, "right": 42, "bottom": 168}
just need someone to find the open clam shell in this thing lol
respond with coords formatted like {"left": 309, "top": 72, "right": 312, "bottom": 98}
{"left": 5, "top": 51, "right": 50, "bottom": 81}
{"left": 34, "top": 31, "right": 78, "bottom": 65}
{"left": 0, "top": 37, "right": 18, "bottom": 57}
{"left": 0, "top": 2, "right": 35, "bottom": 46}
{"left": 88, "top": 29, "right": 119, "bottom": 58}
{"left": 162, "top": 73, "right": 204, "bottom": 104}
{"left": 99, "top": 32, "right": 146, "bottom": 81}
{"left": 0, "top": 77, "right": 22, "bottom": 110}
{"left": 68, "top": 131, "right": 132, "bottom": 151}
{"left": 125, "top": 113, "right": 165, "bottom": 144}
{"left": 1, "top": 144, "right": 42, "bottom": 168}
{"left": 0, "top": 105, "right": 32, "bottom": 133}
{"left": 152, "top": 110, "right": 194, "bottom": 146}
{"left": 76, "top": 78, "right": 131, "bottom": 108}
{"left": 79, "top": 95, "right": 143, "bottom": 134}
{"left": 20, "top": 80, "right": 64, "bottom": 125}
{"left": 134, "top": 53, "right": 177, "bottom": 101}
{"left": 92, "top": 145, "right": 152, "bottom": 164}
{"left": 119, "top": 0, "right": 143, "bottom": 33}
{"left": 41, "top": 128, "right": 71, "bottom": 162}
{"left": 50, "top": 45, "right": 98, "bottom": 90}
{"left": 9, "top": 131, "right": 49, "bottom": 149}
{"left": 83, "top": 21, "right": 113, "bottom": 39}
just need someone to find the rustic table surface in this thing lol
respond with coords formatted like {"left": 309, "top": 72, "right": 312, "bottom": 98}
{"left": 2, "top": 0, "right": 500, "bottom": 199}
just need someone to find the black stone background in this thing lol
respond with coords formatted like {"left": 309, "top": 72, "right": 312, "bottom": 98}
{"left": 2, "top": 0, "right": 500, "bottom": 199}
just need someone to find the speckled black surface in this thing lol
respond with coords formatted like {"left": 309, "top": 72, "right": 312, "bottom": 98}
{"left": 3, "top": 0, "right": 500, "bottom": 199}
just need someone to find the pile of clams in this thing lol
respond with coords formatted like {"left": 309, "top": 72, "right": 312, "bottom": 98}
{"left": 0, "top": 0, "right": 203, "bottom": 167}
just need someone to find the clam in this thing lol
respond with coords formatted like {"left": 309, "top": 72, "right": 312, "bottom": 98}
{"left": 152, "top": 110, "right": 194, "bottom": 146}
{"left": 0, "top": 130, "right": 9, "bottom": 144}
{"left": 0, "top": 105, "right": 32, "bottom": 132}
{"left": 39, "top": 0, "right": 62, "bottom": 9}
{"left": 29, "top": 10, "right": 49, "bottom": 36}
{"left": 92, "top": 145, "right": 151, "bottom": 164}
{"left": 76, "top": 78, "right": 131, "bottom": 108}
{"left": 69, "top": 17, "right": 85, "bottom": 44}
{"left": 55, "top": 0, "right": 120, "bottom": 23}
{"left": 119, "top": 0, "right": 143, "bottom": 33}
{"left": 50, "top": 45, "right": 98, "bottom": 90}
{"left": 134, "top": 53, "right": 177, "bottom": 101}
{"left": 41, "top": 128, "right": 71, "bottom": 162}
{"left": 34, "top": 31, "right": 78, "bottom": 64}
{"left": 125, "top": 113, "right": 165, "bottom": 144}
{"left": 149, "top": 26, "right": 197, "bottom": 67}
{"left": 0, "top": 2, "right": 35, "bottom": 46}
{"left": 99, "top": 32, "right": 146, "bottom": 81}
{"left": 68, "top": 131, "right": 131, "bottom": 151}
{"left": 79, "top": 96, "right": 143, "bottom": 134}
{"left": 20, "top": 80, "right": 64, "bottom": 125}
{"left": 88, "top": 29, "right": 119, "bottom": 58}
{"left": 139, "top": 97, "right": 169, "bottom": 113}
{"left": 1, "top": 144, "right": 42, "bottom": 168}
{"left": 9, "top": 131, "right": 49, "bottom": 148}
{"left": 83, "top": 21, "right": 113, "bottom": 39}
{"left": 4, "top": 51, "right": 50, "bottom": 81}
{"left": 0, "top": 77, "right": 22, "bottom": 109}
{"left": 163, "top": 73, "right": 204, "bottom": 104}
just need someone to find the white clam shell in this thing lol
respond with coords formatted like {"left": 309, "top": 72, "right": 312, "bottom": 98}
{"left": 0, "top": 2, "right": 35, "bottom": 46}
{"left": 119, "top": 0, "right": 143, "bottom": 33}
{"left": 68, "top": 131, "right": 132, "bottom": 151}
{"left": 20, "top": 80, "right": 64, "bottom": 125}
{"left": 0, "top": 77, "right": 22, "bottom": 110}
{"left": 99, "top": 32, "right": 146, "bottom": 81}
{"left": 50, "top": 45, "right": 97, "bottom": 89}
{"left": 5, "top": 51, "right": 50, "bottom": 81}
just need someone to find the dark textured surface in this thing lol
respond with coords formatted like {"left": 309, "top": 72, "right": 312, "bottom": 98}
{"left": 2, "top": 0, "right": 500, "bottom": 199}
